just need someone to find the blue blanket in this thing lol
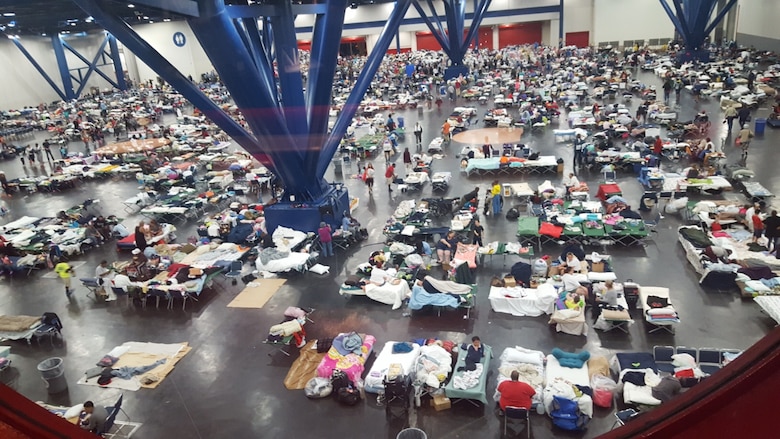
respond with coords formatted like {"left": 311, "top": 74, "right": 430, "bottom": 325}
{"left": 332, "top": 332, "right": 363, "bottom": 356}
{"left": 409, "top": 285, "right": 459, "bottom": 310}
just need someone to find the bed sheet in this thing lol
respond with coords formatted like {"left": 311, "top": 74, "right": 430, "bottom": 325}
{"left": 639, "top": 286, "right": 679, "bottom": 325}
{"left": 508, "top": 182, "right": 534, "bottom": 197}
{"left": 619, "top": 368, "right": 663, "bottom": 406}
{"left": 543, "top": 354, "right": 593, "bottom": 417}
{"left": 754, "top": 296, "right": 780, "bottom": 324}
{"left": 614, "top": 352, "right": 658, "bottom": 373}
{"left": 465, "top": 158, "right": 500, "bottom": 174}
{"left": 365, "top": 281, "right": 411, "bottom": 310}
{"left": 516, "top": 217, "right": 540, "bottom": 236}
{"left": 272, "top": 226, "right": 307, "bottom": 252}
{"left": 364, "top": 341, "right": 421, "bottom": 393}
{"left": 255, "top": 252, "right": 310, "bottom": 273}
{"left": 412, "top": 344, "right": 453, "bottom": 389}
{"left": 494, "top": 347, "right": 546, "bottom": 405}
{"left": 488, "top": 284, "right": 557, "bottom": 316}
{"left": 445, "top": 344, "right": 492, "bottom": 405}
{"left": 403, "top": 172, "right": 429, "bottom": 185}
{"left": 316, "top": 334, "right": 376, "bottom": 384}
{"left": 453, "top": 243, "right": 478, "bottom": 268}
{"left": 548, "top": 308, "right": 588, "bottom": 336}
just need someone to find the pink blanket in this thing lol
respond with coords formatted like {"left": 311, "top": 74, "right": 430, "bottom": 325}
{"left": 317, "top": 334, "right": 376, "bottom": 383}
{"left": 454, "top": 243, "right": 478, "bottom": 268}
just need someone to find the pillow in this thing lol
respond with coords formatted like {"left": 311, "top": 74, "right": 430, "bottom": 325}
{"left": 671, "top": 353, "right": 697, "bottom": 369}
{"left": 745, "top": 280, "right": 770, "bottom": 292}
{"left": 501, "top": 347, "right": 544, "bottom": 366}
{"left": 309, "top": 263, "right": 329, "bottom": 275}
{"left": 64, "top": 404, "right": 84, "bottom": 419}
{"left": 551, "top": 348, "right": 591, "bottom": 368}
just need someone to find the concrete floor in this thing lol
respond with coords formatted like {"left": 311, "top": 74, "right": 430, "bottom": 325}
{"left": 0, "top": 69, "right": 777, "bottom": 439}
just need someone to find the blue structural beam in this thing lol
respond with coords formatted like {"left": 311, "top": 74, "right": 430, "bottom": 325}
{"left": 126, "top": 0, "right": 200, "bottom": 17}
{"left": 51, "top": 35, "right": 76, "bottom": 101}
{"left": 660, "top": 0, "right": 736, "bottom": 54}
{"left": 2, "top": 33, "right": 66, "bottom": 101}
{"left": 107, "top": 34, "right": 127, "bottom": 91}
{"left": 72, "top": 0, "right": 269, "bottom": 170}
{"left": 61, "top": 35, "right": 115, "bottom": 97}
{"left": 317, "top": 0, "right": 413, "bottom": 178}
{"left": 412, "top": 0, "right": 492, "bottom": 71}
{"left": 269, "top": 0, "right": 308, "bottom": 140}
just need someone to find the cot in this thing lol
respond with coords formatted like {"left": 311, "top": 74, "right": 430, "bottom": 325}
{"left": 0, "top": 315, "right": 42, "bottom": 345}
{"left": 488, "top": 284, "right": 558, "bottom": 317}
{"left": 754, "top": 296, "right": 780, "bottom": 325}
{"left": 493, "top": 347, "right": 546, "bottom": 408}
{"left": 445, "top": 343, "right": 493, "bottom": 405}
{"left": 516, "top": 216, "right": 540, "bottom": 250}
{"left": 543, "top": 354, "right": 593, "bottom": 421}
{"left": 639, "top": 286, "right": 680, "bottom": 333}
{"left": 364, "top": 341, "right": 421, "bottom": 394}
{"left": 316, "top": 333, "right": 376, "bottom": 385}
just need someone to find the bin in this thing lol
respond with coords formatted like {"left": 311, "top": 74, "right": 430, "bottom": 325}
{"left": 397, "top": 428, "right": 427, "bottom": 439}
{"left": 333, "top": 158, "right": 343, "bottom": 175}
{"left": 755, "top": 118, "right": 766, "bottom": 136}
{"left": 37, "top": 357, "right": 67, "bottom": 394}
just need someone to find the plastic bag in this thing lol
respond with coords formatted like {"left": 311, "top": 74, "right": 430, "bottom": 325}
{"left": 591, "top": 374, "right": 617, "bottom": 408}
{"left": 404, "top": 254, "right": 423, "bottom": 268}
{"left": 304, "top": 377, "right": 333, "bottom": 399}
{"left": 591, "top": 373, "right": 617, "bottom": 391}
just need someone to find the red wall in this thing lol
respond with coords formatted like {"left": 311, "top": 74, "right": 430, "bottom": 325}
{"left": 469, "top": 26, "right": 494, "bottom": 50}
{"left": 498, "top": 22, "right": 542, "bottom": 47}
{"left": 416, "top": 32, "right": 442, "bottom": 51}
{"left": 566, "top": 31, "right": 590, "bottom": 48}
{"left": 387, "top": 47, "right": 412, "bottom": 54}
{"left": 297, "top": 41, "right": 311, "bottom": 51}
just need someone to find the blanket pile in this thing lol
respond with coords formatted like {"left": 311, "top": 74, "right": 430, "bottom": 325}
{"left": 453, "top": 363, "right": 483, "bottom": 389}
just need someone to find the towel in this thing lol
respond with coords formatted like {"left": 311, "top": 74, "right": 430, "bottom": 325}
{"left": 332, "top": 332, "right": 363, "bottom": 356}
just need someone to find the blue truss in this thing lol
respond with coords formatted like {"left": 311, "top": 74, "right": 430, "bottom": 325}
{"left": 61, "top": 34, "right": 124, "bottom": 97}
{"left": 412, "top": 0, "right": 492, "bottom": 67}
{"left": 659, "top": 0, "right": 737, "bottom": 52}
{"left": 74, "top": 0, "right": 411, "bottom": 203}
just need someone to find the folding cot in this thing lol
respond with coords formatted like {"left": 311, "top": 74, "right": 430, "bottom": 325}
{"left": 605, "top": 221, "right": 650, "bottom": 246}
{"left": 516, "top": 216, "right": 540, "bottom": 250}
{"left": 741, "top": 181, "right": 774, "bottom": 203}
{"left": 639, "top": 286, "right": 679, "bottom": 334}
{"left": 444, "top": 344, "right": 493, "bottom": 406}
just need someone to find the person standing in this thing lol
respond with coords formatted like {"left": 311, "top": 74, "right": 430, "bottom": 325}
{"left": 752, "top": 208, "right": 764, "bottom": 243}
{"left": 382, "top": 135, "right": 393, "bottom": 161}
{"left": 54, "top": 260, "right": 74, "bottom": 298}
{"left": 763, "top": 210, "right": 780, "bottom": 255}
{"left": 653, "top": 136, "right": 663, "bottom": 169}
{"left": 42, "top": 140, "right": 55, "bottom": 161}
{"left": 402, "top": 147, "right": 412, "bottom": 171}
{"left": 442, "top": 120, "right": 452, "bottom": 142}
{"left": 737, "top": 106, "right": 751, "bottom": 128}
{"left": 662, "top": 77, "right": 673, "bottom": 104}
{"left": 573, "top": 134, "right": 584, "bottom": 168}
{"left": 134, "top": 221, "right": 148, "bottom": 250}
{"left": 738, "top": 124, "right": 754, "bottom": 159}
{"left": 385, "top": 162, "right": 396, "bottom": 193}
{"left": 95, "top": 260, "right": 113, "bottom": 301}
{"left": 34, "top": 144, "right": 43, "bottom": 164}
{"left": 490, "top": 180, "right": 502, "bottom": 216}
{"left": 317, "top": 222, "right": 333, "bottom": 257}
{"left": 27, "top": 146, "right": 36, "bottom": 165}
{"left": 724, "top": 105, "right": 738, "bottom": 136}
{"left": 471, "top": 218, "right": 484, "bottom": 246}
{"left": 413, "top": 121, "right": 423, "bottom": 147}
{"left": 365, "top": 163, "right": 375, "bottom": 194}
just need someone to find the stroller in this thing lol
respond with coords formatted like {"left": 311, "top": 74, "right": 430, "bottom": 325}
{"left": 422, "top": 197, "right": 459, "bottom": 218}
{"left": 382, "top": 374, "right": 412, "bottom": 419}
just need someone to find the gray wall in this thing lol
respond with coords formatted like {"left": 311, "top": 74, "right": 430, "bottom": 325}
{"left": 736, "top": 32, "right": 780, "bottom": 52}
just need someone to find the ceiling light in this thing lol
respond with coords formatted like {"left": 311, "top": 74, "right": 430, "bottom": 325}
{"left": 7, "top": 21, "right": 15, "bottom": 28}
{"left": 42, "top": 32, "right": 47, "bottom": 36}
{"left": 163, "top": 18, "right": 171, "bottom": 22}
{"left": 143, "top": 16, "right": 149, "bottom": 20}
{"left": 128, "top": 4, "right": 135, "bottom": 8}
{"left": 85, "top": 17, "right": 93, "bottom": 23}
{"left": 3, "top": 13, "right": 15, "bottom": 17}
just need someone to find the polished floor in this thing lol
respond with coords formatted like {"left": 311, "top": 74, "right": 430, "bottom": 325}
{"left": 0, "top": 69, "right": 777, "bottom": 439}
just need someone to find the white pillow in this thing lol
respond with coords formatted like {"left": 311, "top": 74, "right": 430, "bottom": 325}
{"left": 745, "top": 280, "right": 770, "bottom": 292}
{"left": 501, "top": 347, "right": 544, "bottom": 366}
{"left": 647, "top": 308, "right": 675, "bottom": 315}
{"left": 64, "top": 404, "right": 84, "bottom": 419}
{"left": 671, "top": 353, "right": 696, "bottom": 368}
{"left": 309, "top": 264, "right": 329, "bottom": 275}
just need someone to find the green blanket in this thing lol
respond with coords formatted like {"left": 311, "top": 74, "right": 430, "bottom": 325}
{"left": 516, "top": 217, "right": 540, "bottom": 236}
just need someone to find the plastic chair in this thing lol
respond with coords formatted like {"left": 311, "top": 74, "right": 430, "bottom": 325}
{"left": 224, "top": 260, "right": 243, "bottom": 285}
{"left": 504, "top": 406, "right": 530, "bottom": 437}
{"left": 34, "top": 312, "right": 63, "bottom": 347}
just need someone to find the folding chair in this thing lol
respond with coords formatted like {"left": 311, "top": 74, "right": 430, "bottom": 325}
{"left": 653, "top": 345, "right": 677, "bottom": 374}
{"left": 504, "top": 406, "right": 531, "bottom": 438}
{"left": 697, "top": 348, "right": 722, "bottom": 375}
{"left": 80, "top": 278, "right": 103, "bottom": 302}
{"left": 34, "top": 312, "right": 63, "bottom": 347}
{"left": 611, "top": 408, "right": 639, "bottom": 429}
{"left": 223, "top": 260, "right": 243, "bottom": 285}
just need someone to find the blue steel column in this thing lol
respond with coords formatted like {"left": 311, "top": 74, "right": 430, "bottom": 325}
{"left": 269, "top": 0, "right": 308, "bottom": 139}
{"left": 62, "top": 39, "right": 122, "bottom": 91}
{"left": 2, "top": 34, "right": 66, "bottom": 101}
{"left": 559, "top": 0, "right": 564, "bottom": 47}
{"left": 304, "top": 0, "right": 347, "bottom": 177}
{"left": 188, "top": 0, "right": 322, "bottom": 200}
{"left": 317, "top": 0, "right": 412, "bottom": 178}
{"left": 107, "top": 34, "right": 127, "bottom": 90}
{"left": 51, "top": 34, "right": 75, "bottom": 101}
{"left": 659, "top": 0, "right": 736, "bottom": 60}
{"left": 72, "top": 0, "right": 269, "bottom": 171}
{"left": 411, "top": 2, "right": 451, "bottom": 53}
{"left": 64, "top": 36, "right": 111, "bottom": 97}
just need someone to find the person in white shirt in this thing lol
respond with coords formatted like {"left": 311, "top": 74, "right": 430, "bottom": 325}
{"left": 207, "top": 222, "right": 221, "bottom": 238}
{"left": 95, "top": 260, "right": 113, "bottom": 301}
{"left": 557, "top": 252, "right": 582, "bottom": 275}
{"left": 561, "top": 267, "right": 581, "bottom": 292}
{"left": 746, "top": 203, "right": 757, "bottom": 231}
{"left": 563, "top": 173, "right": 579, "bottom": 192}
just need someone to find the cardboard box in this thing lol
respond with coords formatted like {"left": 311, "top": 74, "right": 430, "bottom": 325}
{"left": 431, "top": 394, "right": 451, "bottom": 411}
{"left": 503, "top": 276, "right": 516, "bottom": 287}
{"left": 591, "top": 261, "right": 605, "bottom": 272}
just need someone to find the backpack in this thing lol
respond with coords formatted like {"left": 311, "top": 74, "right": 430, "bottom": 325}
{"left": 505, "top": 208, "right": 520, "bottom": 220}
{"left": 551, "top": 396, "right": 588, "bottom": 431}
{"left": 336, "top": 385, "right": 361, "bottom": 405}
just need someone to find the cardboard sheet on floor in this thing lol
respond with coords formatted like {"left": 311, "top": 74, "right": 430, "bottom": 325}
{"left": 227, "top": 279, "right": 286, "bottom": 309}
{"left": 283, "top": 340, "right": 326, "bottom": 390}
{"left": 77, "top": 342, "right": 191, "bottom": 391}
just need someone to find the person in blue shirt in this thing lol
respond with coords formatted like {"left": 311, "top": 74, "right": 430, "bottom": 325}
{"left": 458, "top": 336, "right": 484, "bottom": 371}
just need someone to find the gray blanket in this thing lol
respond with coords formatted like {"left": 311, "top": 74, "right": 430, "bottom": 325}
{"left": 260, "top": 247, "right": 290, "bottom": 265}
{"left": 424, "top": 276, "right": 472, "bottom": 295}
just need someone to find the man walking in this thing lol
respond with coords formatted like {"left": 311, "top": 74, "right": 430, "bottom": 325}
{"left": 54, "top": 260, "right": 74, "bottom": 298}
{"left": 413, "top": 121, "right": 423, "bottom": 147}
{"left": 724, "top": 105, "right": 737, "bottom": 135}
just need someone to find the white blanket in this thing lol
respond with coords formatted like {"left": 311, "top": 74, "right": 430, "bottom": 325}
{"left": 488, "top": 284, "right": 557, "bottom": 316}
{"left": 364, "top": 281, "right": 411, "bottom": 310}
{"left": 255, "top": 252, "right": 310, "bottom": 273}
{"left": 543, "top": 354, "right": 593, "bottom": 417}
{"left": 413, "top": 344, "right": 453, "bottom": 389}
{"left": 453, "top": 363, "right": 483, "bottom": 390}
{"left": 364, "top": 341, "right": 421, "bottom": 393}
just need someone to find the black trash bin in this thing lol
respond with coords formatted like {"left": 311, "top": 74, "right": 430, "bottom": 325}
{"left": 397, "top": 428, "right": 427, "bottom": 439}
{"left": 37, "top": 357, "right": 67, "bottom": 394}
{"left": 624, "top": 281, "right": 640, "bottom": 310}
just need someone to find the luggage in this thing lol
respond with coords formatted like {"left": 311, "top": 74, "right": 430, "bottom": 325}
{"left": 305, "top": 377, "right": 333, "bottom": 399}
{"left": 505, "top": 208, "right": 520, "bottom": 220}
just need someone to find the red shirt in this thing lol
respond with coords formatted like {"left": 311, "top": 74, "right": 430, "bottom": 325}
{"left": 497, "top": 380, "right": 536, "bottom": 410}
{"left": 385, "top": 166, "right": 395, "bottom": 179}
{"left": 653, "top": 138, "right": 663, "bottom": 155}
{"left": 753, "top": 214, "right": 764, "bottom": 231}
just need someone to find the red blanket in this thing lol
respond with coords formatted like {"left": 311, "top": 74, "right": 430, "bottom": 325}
{"left": 539, "top": 222, "right": 563, "bottom": 238}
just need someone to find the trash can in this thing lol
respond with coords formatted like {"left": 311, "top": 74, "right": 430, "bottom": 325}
{"left": 397, "top": 428, "right": 427, "bottom": 439}
{"left": 37, "top": 357, "right": 67, "bottom": 394}
{"left": 755, "top": 118, "right": 766, "bottom": 135}
{"left": 333, "top": 158, "right": 343, "bottom": 175}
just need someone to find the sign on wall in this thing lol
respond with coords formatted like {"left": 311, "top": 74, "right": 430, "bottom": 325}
{"left": 173, "top": 32, "right": 187, "bottom": 47}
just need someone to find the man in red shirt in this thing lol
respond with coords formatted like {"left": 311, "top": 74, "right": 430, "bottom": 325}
{"left": 385, "top": 163, "right": 396, "bottom": 193}
{"left": 497, "top": 370, "right": 536, "bottom": 413}
{"left": 752, "top": 208, "right": 765, "bottom": 243}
